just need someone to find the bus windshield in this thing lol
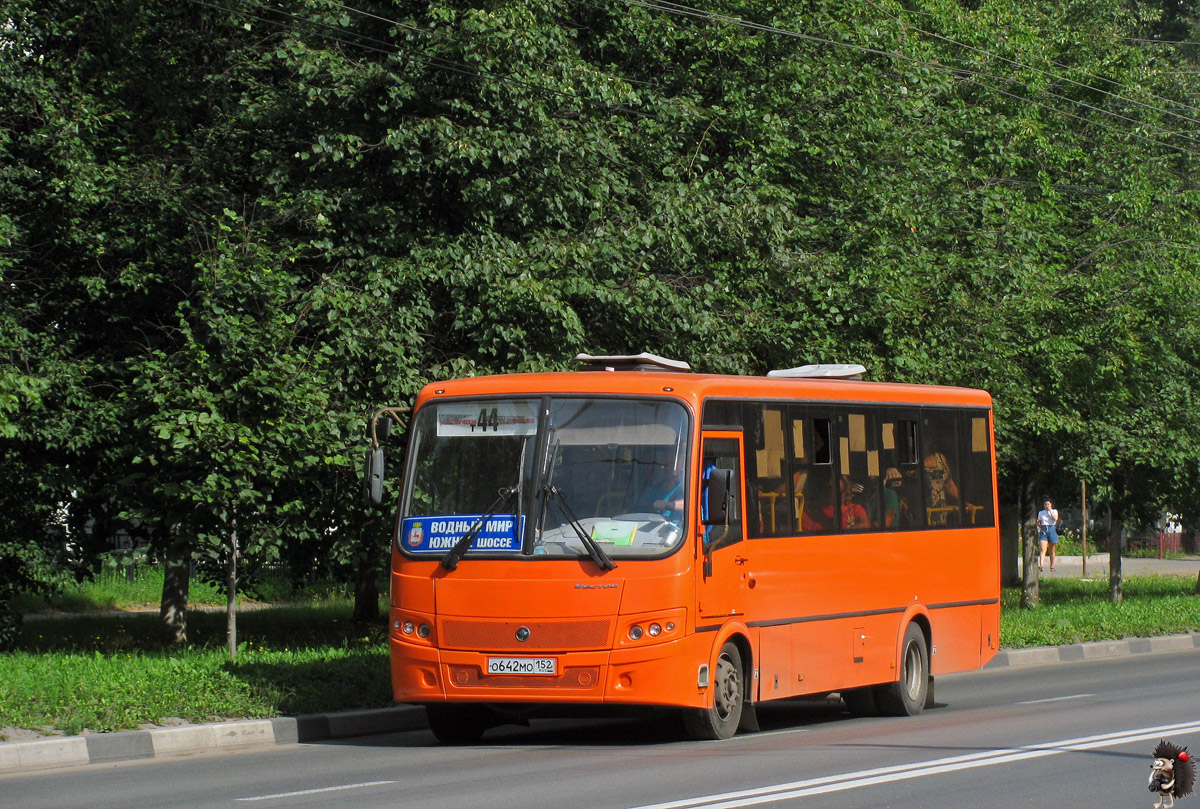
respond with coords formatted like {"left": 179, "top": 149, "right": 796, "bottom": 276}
{"left": 398, "top": 397, "right": 691, "bottom": 561}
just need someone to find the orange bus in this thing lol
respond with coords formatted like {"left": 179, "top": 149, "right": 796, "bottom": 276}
{"left": 368, "top": 353, "right": 1000, "bottom": 742}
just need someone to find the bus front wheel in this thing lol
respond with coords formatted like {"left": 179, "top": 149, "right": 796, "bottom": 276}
{"left": 874, "top": 623, "right": 929, "bottom": 716}
{"left": 682, "top": 642, "right": 744, "bottom": 740}
{"left": 425, "top": 703, "right": 489, "bottom": 744}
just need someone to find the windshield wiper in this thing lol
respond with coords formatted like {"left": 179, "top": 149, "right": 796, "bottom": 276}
{"left": 543, "top": 484, "right": 617, "bottom": 571}
{"left": 440, "top": 486, "right": 518, "bottom": 571}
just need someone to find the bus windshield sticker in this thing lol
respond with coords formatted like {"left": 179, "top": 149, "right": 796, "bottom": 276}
{"left": 436, "top": 403, "right": 538, "bottom": 437}
{"left": 400, "top": 515, "right": 525, "bottom": 554}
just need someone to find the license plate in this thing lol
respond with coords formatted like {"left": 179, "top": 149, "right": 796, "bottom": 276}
{"left": 487, "top": 657, "right": 557, "bottom": 676}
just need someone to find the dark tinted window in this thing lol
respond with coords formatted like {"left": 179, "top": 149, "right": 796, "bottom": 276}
{"left": 790, "top": 408, "right": 837, "bottom": 535}
{"left": 958, "top": 411, "right": 995, "bottom": 527}
{"left": 745, "top": 404, "right": 792, "bottom": 537}
{"left": 921, "top": 410, "right": 963, "bottom": 527}
{"left": 705, "top": 398, "right": 994, "bottom": 537}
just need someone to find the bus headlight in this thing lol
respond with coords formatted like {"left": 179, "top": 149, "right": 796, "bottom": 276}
{"left": 391, "top": 611, "right": 436, "bottom": 645}
{"left": 621, "top": 609, "right": 686, "bottom": 646}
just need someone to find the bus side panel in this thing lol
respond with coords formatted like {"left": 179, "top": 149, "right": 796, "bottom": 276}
{"left": 744, "top": 524, "right": 999, "bottom": 698}
{"left": 927, "top": 605, "right": 983, "bottom": 675}
{"left": 748, "top": 543, "right": 899, "bottom": 699}
{"left": 787, "top": 615, "right": 897, "bottom": 697}
{"left": 927, "top": 525, "right": 1001, "bottom": 675}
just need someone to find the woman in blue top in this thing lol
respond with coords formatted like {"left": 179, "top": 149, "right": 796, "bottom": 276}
{"left": 1037, "top": 498, "right": 1060, "bottom": 572}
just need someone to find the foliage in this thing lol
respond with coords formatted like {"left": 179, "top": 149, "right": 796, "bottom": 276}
{"left": 2, "top": 0, "right": 1200, "bottom": 623}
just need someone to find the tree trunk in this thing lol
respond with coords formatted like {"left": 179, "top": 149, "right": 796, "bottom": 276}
{"left": 1109, "top": 486, "right": 1124, "bottom": 603}
{"left": 160, "top": 536, "right": 191, "bottom": 645}
{"left": 226, "top": 524, "right": 238, "bottom": 661}
{"left": 353, "top": 553, "right": 380, "bottom": 624}
{"left": 1019, "top": 480, "right": 1039, "bottom": 608}
{"left": 1108, "top": 517, "right": 1124, "bottom": 602}
{"left": 1182, "top": 526, "right": 1197, "bottom": 555}
{"left": 1000, "top": 503, "right": 1021, "bottom": 588}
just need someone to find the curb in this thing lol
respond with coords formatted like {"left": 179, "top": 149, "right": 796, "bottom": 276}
{"left": 0, "top": 705, "right": 428, "bottom": 776}
{"left": 985, "top": 631, "right": 1200, "bottom": 669}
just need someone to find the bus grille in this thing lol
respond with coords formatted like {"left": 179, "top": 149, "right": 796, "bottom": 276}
{"left": 448, "top": 665, "right": 602, "bottom": 690}
{"left": 441, "top": 619, "right": 611, "bottom": 651}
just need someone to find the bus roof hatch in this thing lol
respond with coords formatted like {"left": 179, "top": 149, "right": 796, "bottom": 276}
{"left": 767, "top": 364, "right": 867, "bottom": 380}
{"left": 575, "top": 353, "right": 692, "bottom": 372}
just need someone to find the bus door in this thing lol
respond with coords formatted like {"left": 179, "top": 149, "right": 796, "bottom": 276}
{"left": 696, "top": 433, "right": 747, "bottom": 622}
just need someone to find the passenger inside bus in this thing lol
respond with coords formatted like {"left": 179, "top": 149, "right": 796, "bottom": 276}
{"left": 797, "top": 476, "right": 835, "bottom": 532}
{"left": 923, "top": 448, "right": 960, "bottom": 525}
{"left": 877, "top": 467, "right": 903, "bottom": 528}
{"left": 838, "top": 476, "right": 870, "bottom": 530}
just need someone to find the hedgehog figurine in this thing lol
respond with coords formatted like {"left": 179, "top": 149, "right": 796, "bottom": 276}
{"left": 1150, "top": 740, "right": 1195, "bottom": 809}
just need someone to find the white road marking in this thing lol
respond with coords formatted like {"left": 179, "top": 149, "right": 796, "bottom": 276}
{"left": 234, "top": 780, "right": 396, "bottom": 802}
{"left": 1018, "top": 693, "right": 1095, "bottom": 704}
{"left": 627, "top": 720, "right": 1200, "bottom": 809}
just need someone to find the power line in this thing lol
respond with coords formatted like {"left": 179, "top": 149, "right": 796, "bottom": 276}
{"left": 855, "top": 0, "right": 1200, "bottom": 122}
{"left": 1123, "top": 36, "right": 1200, "bottom": 46}
{"left": 859, "top": 0, "right": 1200, "bottom": 130}
{"left": 618, "top": 0, "right": 1200, "bottom": 157}
{"left": 186, "top": 0, "right": 652, "bottom": 118}
{"left": 186, "top": 0, "right": 1200, "bottom": 164}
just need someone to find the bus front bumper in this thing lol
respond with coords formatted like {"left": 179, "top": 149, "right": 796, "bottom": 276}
{"left": 390, "top": 634, "right": 711, "bottom": 709}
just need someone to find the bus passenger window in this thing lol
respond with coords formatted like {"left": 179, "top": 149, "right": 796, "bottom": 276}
{"left": 958, "top": 413, "right": 995, "bottom": 526}
{"left": 880, "top": 415, "right": 923, "bottom": 529}
{"left": 921, "top": 412, "right": 962, "bottom": 527}
{"left": 791, "top": 411, "right": 836, "bottom": 535}
{"left": 746, "top": 404, "right": 790, "bottom": 538}
{"left": 812, "top": 419, "right": 831, "bottom": 465}
{"left": 832, "top": 411, "right": 878, "bottom": 531}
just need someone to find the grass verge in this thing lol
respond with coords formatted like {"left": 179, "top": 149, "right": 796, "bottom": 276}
{"left": 2, "top": 574, "right": 1198, "bottom": 739}
{"left": 1000, "top": 575, "right": 1200, "bottom": 648}
{"left": 2, "top": 604, "right": 391, "bottom": 737}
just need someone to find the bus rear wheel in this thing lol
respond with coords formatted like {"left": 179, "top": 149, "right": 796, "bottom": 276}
{"left": 682, "top": 642, "right": 744, "bottom": 740}
{"left": 425, "top": 703, "right": 489, "bottom": 744}
{"left": 875, "top": 623, "right": 929, "bottom": 717}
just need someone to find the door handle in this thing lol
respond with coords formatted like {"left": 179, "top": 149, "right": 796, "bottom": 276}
{"left": 734, "top": 556, "right": 749, "bottom": 565}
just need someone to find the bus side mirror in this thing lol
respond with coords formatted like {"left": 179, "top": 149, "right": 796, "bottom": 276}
{"left": 374, "top": 416, "right": 394, "bottom": 442}
{"left": 363, "top": 448, "right": 385, "bottom": 505}
{"left": 702, "top": 468, "right": 734, "bottom": 526}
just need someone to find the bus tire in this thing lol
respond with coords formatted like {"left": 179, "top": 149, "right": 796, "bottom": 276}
{"left": 682, "top": 642, "right": 744, "bottom": 740}
{"left": 874, "top": 623, "right": 929, "bottom": 717}
{"left": 425, "top": 703, "right": 488, "bottom": 744}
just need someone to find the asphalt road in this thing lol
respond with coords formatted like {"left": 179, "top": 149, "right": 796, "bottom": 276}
{"left": 5, "top": 646, "right": 1200, "bottom": 809}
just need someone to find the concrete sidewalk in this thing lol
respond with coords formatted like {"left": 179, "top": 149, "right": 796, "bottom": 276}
{"left": 1026, "top": 554, "right": 1200, "bottom": 579}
